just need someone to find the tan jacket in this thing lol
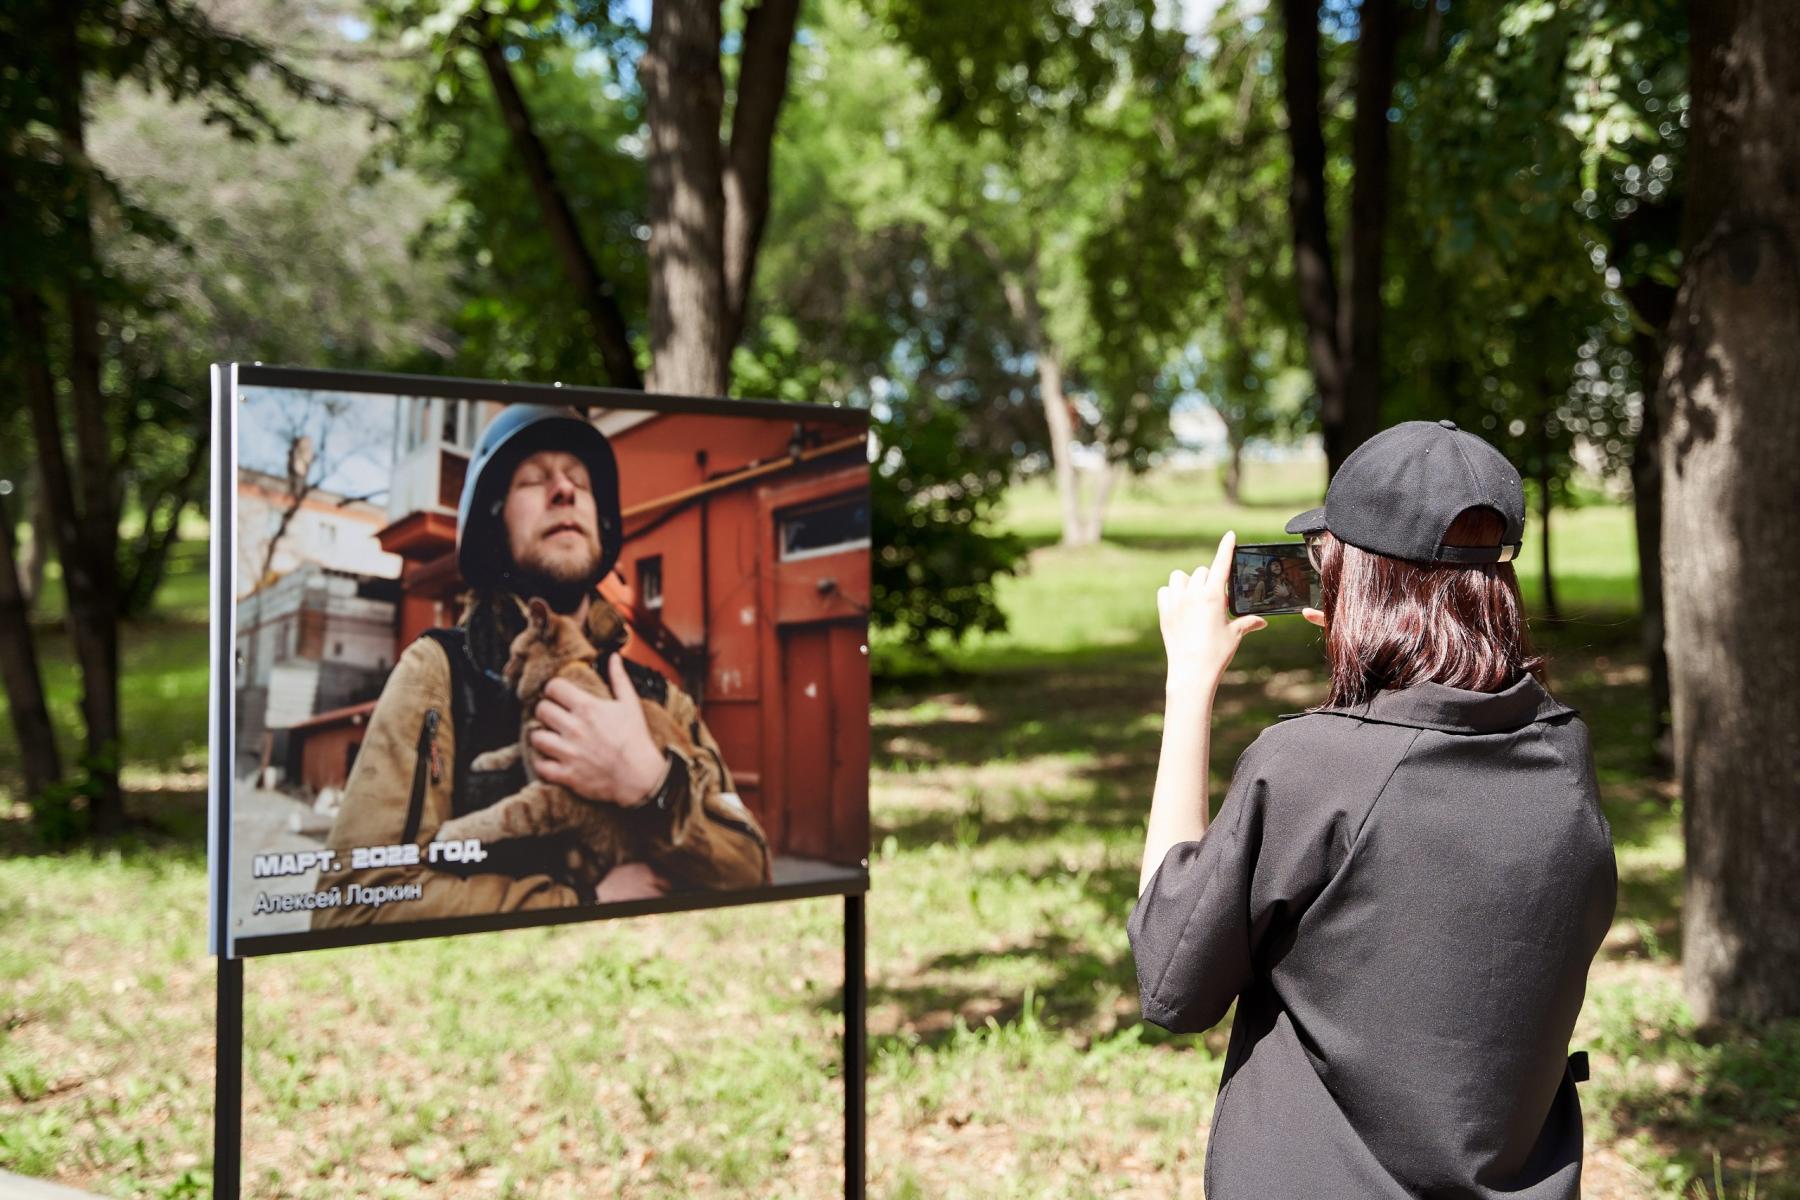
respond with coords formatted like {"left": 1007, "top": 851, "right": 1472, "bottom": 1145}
{"left": 312, "top": 599, "right": 770, "bottom": 928}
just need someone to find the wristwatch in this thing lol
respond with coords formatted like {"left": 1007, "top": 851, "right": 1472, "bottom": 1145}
{"left": 640, "top": 747, "right": 686, "bottom": 813}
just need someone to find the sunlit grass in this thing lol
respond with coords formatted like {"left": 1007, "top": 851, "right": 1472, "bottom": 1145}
{"left": 2, "top": 474, "right": 1791, "bottom": 1198}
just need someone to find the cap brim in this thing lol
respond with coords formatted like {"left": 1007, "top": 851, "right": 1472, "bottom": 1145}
{"left": 1284, "top": 506, "right": 1328, "bottom": 535}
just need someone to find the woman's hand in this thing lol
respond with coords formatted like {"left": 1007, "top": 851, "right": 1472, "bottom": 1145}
{"left": 1159, "top": 530, "right": 1269, "bottom": 699}
{"left": 529, "top": 656, "right": 670, "bottom": 808}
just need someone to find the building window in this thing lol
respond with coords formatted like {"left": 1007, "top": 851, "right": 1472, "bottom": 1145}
{"left": 274, "top": 621, "right": 290, "bottom": 662}
{"left": 638, "top": 556, "right": 664, "bottom": 611}
{"left": 332, "top": 640, "right": 344, "bottom": 657}
{"left": 779, "top": 496, "right": 871, "bottom": 562}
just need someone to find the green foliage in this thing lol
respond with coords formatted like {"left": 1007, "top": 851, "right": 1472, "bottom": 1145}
{"left": 368, "top": 0, "right": 650, "bottom": 381}
{"left": 872, "top": 406, "right": 1025, "bottom": 648}
{"left": 1386, "top": 0, "right": 1687, "bottom": 493}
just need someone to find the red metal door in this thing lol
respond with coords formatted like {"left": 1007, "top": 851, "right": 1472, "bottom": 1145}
{"left": 779, "top": 621, "right": 869, "bottom": 863}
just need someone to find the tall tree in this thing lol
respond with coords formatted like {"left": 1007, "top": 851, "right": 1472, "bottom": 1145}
{"left": 1279, "top": 0, "right": 1400, "bottom": 476}
{"left": 873, "top": 0, "right": 1194, "bottom": 546}
{"left": 0, "top": 487, "right": 62, "bottom": 806}
{"left": 390, "top": 0, "right": 801, "bottom": 395}
{"left": 1661, "top": 0, "right": 1800, "bottom": 1023}
{"left": 642, "top": 0, "right": 800, "bottom": 394}
{"left": 0, "top": 0, "right": 339, "bottom": 831}
{"left": 476, "top": 31, "right": 642, "bottom": 387}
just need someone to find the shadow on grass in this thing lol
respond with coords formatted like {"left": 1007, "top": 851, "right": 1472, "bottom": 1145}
{"left": 0, "top": 788, "right": 208, "bottom": 862}
{"left": 1598, "top": 1000, "right": 1800, "bottom": 1197}
{"left": 856, "top": 859, "right": 1236, "bottom": 1062}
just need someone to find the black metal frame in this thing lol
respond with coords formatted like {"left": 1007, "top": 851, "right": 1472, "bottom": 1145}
{"left": 209, "top": 363, "right": 870, "bottom": 1197}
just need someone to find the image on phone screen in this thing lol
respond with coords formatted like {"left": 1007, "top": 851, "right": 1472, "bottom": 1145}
{"left": 1229, "top": 542, "right": 1321, "bottom": 617}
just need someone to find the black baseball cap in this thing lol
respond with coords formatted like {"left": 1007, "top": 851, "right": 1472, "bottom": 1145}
{"left": 1284, "top": 418, "right": 1525, "bottom": 564}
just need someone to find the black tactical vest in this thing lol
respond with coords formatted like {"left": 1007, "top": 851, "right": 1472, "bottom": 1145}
{"left": 404, "top": 626, "right": 673, "bottom": 884}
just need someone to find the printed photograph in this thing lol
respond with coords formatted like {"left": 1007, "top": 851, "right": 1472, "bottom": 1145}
{"left": 1230, "top": 546, "right": 1319, "bottom": 615}
{"left": 227, "top": 382, "right": 870, "bottom": 945}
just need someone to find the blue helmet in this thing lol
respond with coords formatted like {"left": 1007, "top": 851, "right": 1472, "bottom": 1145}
{"left": 456, "top": 403, "right": 622, "bottom": 590}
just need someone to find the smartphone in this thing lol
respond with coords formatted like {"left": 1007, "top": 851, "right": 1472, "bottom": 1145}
{"left": 1227, "top": 542, "right": 1320, "bottom": 617}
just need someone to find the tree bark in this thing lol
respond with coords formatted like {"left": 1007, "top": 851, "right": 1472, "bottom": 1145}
{"left": 1280, "top": 0, "right": 1398, "bottom": 477}
{"left": 1534, "top": 417, "right": 1559, "bottom": 621}
{"left": 24, "top": 8, "right": 123, "bottom": 833}
{"left": 1340, "top": 0, "right": 1398, "bottom": 464}
{"left": 1081, "top": 459, "right": 1118, "bottom": 545}
{"left": 643, "top": 0, "right": 729, "bottom": 396}
{"left": 1630, "top": 328, "right": 1671, "bottom": 760}
{"left": 20, "top": 459, "right": 50, "bottom": 610}
{"left": 1617, "top": 207, "right": 1681, "bottom": 762}
{"left": 976, "top": 234, "right": 1087, "bottom": 546}
{"left": 0, "top": 489, "right": 64, "bottom": 804}
{"left": 1034, "top": 349, "right": 1087, "bottom": 547}
{"left": 120, "top": 419, "right": 208, "bottom": 617}
{"left": 1222, "top": 434, "right": 1244, "bottom": 505}
{"left": 1662, "top": 0, "right": 1800, "bottom": 1023}
{"left": 1279, "top": 0, "right": 1346, "bottom": 458}
{"left": 13, "top": 286, "right": 122, "bottom": 834}
{"left": 477, "top": 36, "right": 643, "bottom": 390}
{"left": 721, "top": 0, "right": 801, "bottom": 355}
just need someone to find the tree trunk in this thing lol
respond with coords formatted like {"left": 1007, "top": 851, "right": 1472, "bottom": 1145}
{"left": 1222, "top": 434, "right": 1244, "bottom": 505}
{"left": 1630, "top": 328, "right": 1671, "bottom": 762}
{"left": 21, "top": 458, "right": 50, "bottom": 610}
{"left": 477, "top": 37, "right": 643, "bottom": 390}
{"left": 1080, "top": 459, "right": 1118, "bottom": 546}
{"left": 1279, "top": 0, "right": 1346, "bottom": 463}
{"left": 1280, "top": 0, "right": 1396, "bottom": 476}
{"left": 0, "top": 489, "right": 64, "bottom": 803}
{"left": 27, "top": 10, "right": 123, "bottom": 833}
{"left": 721, "top": 0, "right": 801, "bottom": 354}
{"left": 1340, "top": 0, "right": 1399, "bottom": 463}
{"left": 1534, "top": 426, "right": 1559, "bottom": 621}
{"left": 1035, "top": 352, "right": 1087, "bottom": 547}
{"left": 975, "top": 234, "right": 1087, "bottom": 548}
{"left": 120, "top": 420, "right": 209, "bottom": 618}
{"left": 13, "top": 285, "right": 122, "bottom": 835}
{"left": 1663, "top": 0, "right": 1800, "bottom": 1023}
{"left": 643, "top": 0, "right": 729, "bottom": 396}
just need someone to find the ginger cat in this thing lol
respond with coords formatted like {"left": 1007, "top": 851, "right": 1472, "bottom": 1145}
{"left": 434, "top": 596, "right": 697, "bottom": 894}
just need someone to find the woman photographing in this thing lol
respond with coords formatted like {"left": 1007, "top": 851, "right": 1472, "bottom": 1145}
{"left": 1130, "top": 420, "right": 1616, "bottom": 1199}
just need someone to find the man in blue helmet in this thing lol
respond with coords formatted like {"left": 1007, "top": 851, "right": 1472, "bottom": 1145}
{"left": 313, "top": 404, "right": 769, "bottom": 927}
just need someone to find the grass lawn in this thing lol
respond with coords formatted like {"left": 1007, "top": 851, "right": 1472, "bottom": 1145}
{"left": 2, "top": 463, "right": 1794, "bottom": 1198}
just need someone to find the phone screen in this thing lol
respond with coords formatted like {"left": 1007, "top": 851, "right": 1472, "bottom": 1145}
{"left": 1229, "top": 542, "right": 1320, "bottom": 617}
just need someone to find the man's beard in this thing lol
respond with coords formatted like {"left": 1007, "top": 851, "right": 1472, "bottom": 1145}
{"left": 502, "top": 550, "right": 601, "bottom": 614}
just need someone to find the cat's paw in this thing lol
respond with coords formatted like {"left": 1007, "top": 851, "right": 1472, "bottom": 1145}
{"left": 434, "top": 816, "right": 472, "bottom": 844}
{"left": 471, "top": 745, "right": 522, "bottom": 772}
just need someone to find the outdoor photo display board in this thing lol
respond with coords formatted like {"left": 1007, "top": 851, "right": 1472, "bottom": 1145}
{"left": 209, "top": 364, "right": 872, "bottom": 957}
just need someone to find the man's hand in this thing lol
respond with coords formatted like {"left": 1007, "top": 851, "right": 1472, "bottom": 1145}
{"left": 530, "top": 656, "right": 670, "bottom": 807}
{"left": 1159, "top": 530, "right": 1269, "bottom": 700}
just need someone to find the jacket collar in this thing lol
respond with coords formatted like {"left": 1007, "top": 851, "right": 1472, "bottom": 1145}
{"left": 1277, "top": 672, "right": 1577, "bottom": 734}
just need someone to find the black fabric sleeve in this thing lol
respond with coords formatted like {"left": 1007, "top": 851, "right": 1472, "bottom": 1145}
{"left": 1127, "top": 734, "right": 1348, "bottom": 1034}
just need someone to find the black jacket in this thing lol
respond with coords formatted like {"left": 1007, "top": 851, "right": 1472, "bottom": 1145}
{"left": 1128, "top": 673, "right": 1616, "bottom": 1199}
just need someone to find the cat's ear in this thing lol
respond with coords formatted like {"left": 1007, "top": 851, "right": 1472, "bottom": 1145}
{"left": 526, "top": 596, "right": 550, "bottom": 630}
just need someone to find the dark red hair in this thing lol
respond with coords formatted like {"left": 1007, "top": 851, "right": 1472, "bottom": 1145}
{"left": 1314, "top": 507, "right": 1545, "bottom": 708}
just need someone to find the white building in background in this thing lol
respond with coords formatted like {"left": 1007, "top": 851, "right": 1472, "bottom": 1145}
{"left": 235, "top": 467, "right": 400, "bottom": 597}
{"left": 386, "top": 395, "right": 501, "bottom": 524}
{"left": 234, "top": 564, "right": 399, "bottom": 784}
